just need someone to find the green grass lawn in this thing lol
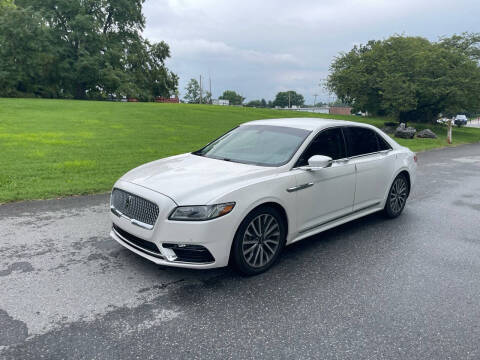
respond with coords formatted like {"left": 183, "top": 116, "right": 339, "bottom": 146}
{"left": 1, "top": 98, "right": 479, "bottom": 203}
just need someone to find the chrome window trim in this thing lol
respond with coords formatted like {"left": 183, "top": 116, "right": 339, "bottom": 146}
{"left": 347, "top": 149, "right": 391, "bottom": 160}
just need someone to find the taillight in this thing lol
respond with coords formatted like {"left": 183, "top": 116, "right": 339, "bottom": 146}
{"left": 414, "top": 154, "right": 418, "bottom": 163}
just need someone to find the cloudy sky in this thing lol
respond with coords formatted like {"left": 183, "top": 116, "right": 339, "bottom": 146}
{"left": 143, "top": 0, "right": 479, "bottom": 103}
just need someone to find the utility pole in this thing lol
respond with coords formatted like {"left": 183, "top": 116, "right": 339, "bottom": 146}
{"left": 288, "top": 92, "right": 291, "bottom": 108}
{"left": 209, "top": 77, "right": 212, "bottom": 104}
{"left": 313, "top": 94, "right": 318, "bottom": 108}
{"left": 199, "top": 75, "right": 203, "bottom": 104}
{"left": 447, "top": 117, "right": 453, "bottom": 144}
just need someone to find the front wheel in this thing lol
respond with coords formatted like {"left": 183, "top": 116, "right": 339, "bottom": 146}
{"left": 384, "top": 174, "right": 409, "bottom": 218}
{"left": 231, "top": 206, "right": 286, "bottom": 276}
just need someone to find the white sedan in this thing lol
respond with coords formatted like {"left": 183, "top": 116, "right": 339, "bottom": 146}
{"left": 110, "top": 118, "right": 417, "bottom": 275}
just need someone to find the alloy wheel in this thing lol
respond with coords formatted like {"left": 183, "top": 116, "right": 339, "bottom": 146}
{"left": 242, "top": 214, "right": 281, "bottom": 268}
{"left": 389, "top": 176, "right": 408, "bottom": 215}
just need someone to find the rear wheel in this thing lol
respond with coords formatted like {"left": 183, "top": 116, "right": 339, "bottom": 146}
{"left": 384, "top": 173, "right": 409, "bottom": 218}
{"left": 231, "top": 206, "right": 286, "bottom": 276}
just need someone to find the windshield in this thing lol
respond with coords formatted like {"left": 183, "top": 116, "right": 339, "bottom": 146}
{"left": 193, "top": 125, "right": 311, "bottom": 167}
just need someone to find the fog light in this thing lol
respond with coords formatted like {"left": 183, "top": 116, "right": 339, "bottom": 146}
{"left": 159, "top": 247, "right": 177, "bottom": 261}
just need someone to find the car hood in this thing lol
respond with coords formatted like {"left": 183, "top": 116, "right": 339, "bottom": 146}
{"left": 120, "top": 153, "right": 278, "bottom": 204}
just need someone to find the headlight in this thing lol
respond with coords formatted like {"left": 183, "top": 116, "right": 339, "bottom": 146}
{"left": 169, "top": 202, "right": 235, "bottom": 221}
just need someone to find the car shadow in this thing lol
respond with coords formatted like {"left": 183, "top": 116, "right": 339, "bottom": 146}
{"left": 116, "top": 210, "right": 392, "bottom": 297}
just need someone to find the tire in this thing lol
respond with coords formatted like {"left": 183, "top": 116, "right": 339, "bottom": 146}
{"left": 384, "top": 173, "right": 409, "bottom": 218}
{"left": 231, "top": 206, "right": 286, "bottom": 276}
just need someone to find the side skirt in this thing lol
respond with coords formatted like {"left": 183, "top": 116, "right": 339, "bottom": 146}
{"left": 287, "top": 203, "right": 383, "bottom": 245}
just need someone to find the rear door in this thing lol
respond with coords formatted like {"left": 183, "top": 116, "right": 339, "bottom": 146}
{"left": 293, "top": 127, "right": 356, "bottom": 233}
{"left": 343, "top": 126, "right": 395, "bottom": 211}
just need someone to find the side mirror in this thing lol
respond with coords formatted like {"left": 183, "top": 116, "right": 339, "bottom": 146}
{"left": 304, "top": 155, "right": 332, "bottom": 170}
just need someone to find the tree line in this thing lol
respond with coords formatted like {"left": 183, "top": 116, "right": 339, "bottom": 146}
{"left": 183, "top": 78, "right": 306, "bottom": 107}
{"left": 327, "top": 34, "right": 480, "bottom": 122}
{"left": 2, "top": 0, "right": 478, "bottom": 123}
{"left": 0, "top": 0, "right": 178, "bottom": 100}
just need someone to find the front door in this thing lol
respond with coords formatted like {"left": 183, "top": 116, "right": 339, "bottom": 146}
{"left": 292, "top": 127, "right": 356, "bottom": 234}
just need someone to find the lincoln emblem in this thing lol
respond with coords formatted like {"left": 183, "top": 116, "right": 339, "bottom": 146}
{"left": 125, "top": 195, "right": 132, "bottom": 209}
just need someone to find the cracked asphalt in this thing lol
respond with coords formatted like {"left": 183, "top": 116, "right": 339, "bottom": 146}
{"left": 1, "top": 143, "right": 480, "bottom": 359}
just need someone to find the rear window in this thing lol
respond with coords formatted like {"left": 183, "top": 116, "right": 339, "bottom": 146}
{"left": 376, "top": 133, "right": 392, "bottom": 151}
{"left": 343, "top": 127, "right": 379, "bottom": 157}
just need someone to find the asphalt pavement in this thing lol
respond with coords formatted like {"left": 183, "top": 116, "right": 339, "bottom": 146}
{"left": 1, "top": 143, "right": 480, "bottom": 359}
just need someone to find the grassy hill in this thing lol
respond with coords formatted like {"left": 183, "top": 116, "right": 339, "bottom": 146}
{"left": 1, "top": 98, "right": 479, "bottom": 203}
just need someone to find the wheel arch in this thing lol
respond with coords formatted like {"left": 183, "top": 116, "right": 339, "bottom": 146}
{"left": 381, "top": 167, "right": 412, "bottom": 208}
{"left": 228, "top": 200, "right": 289, "bottom": 264}
{"left": 397, "top": 169, "right": 411, "bottom": 196}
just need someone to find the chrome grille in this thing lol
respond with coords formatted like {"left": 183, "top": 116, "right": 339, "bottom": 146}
{"left": 111, "top": 189, "right": 159, "bottom": 226}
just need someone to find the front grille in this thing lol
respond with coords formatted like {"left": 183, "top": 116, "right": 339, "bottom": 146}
{"left": 111, "top": 188, "right": 159, "bottom": 226}
{"left": 113, "top": 224, "right": 162, "bottom": 257}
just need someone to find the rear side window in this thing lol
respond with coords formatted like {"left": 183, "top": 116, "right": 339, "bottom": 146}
{"left": 343, "top": 127, "right": 379, "bottom": 157}
{"left": 296, "top": 127, "right": 346, "bottom": 167}
{"left": 376, "top": 133, "right": 392, "bottom": 151}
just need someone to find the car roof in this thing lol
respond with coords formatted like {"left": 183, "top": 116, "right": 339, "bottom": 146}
{"left": 243, "top": 118, "right": 371, "bottom": 131}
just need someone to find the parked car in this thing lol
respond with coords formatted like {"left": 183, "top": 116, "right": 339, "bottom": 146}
{"left": 110, "top": 118, "right": 417, "bottom": 275}
{"left": 455, "top": 114, "right": 468, "bottom": 127}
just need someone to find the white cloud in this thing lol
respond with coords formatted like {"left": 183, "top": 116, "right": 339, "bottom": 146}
{"left": 143, "top": 0, "right": 480, "bottom": 101}
{"left": 170, "top": 39, "right": 301, "bottom": 65}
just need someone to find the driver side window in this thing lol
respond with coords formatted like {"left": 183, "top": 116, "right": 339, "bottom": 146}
{"left": 295, "top": 128, "right": 346, "bottom": 167}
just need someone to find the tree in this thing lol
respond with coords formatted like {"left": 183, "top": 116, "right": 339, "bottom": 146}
{"left": 204, "top": 91, "right": 212, "bottom": 104}
{"left": 0, "top": 0, "right": 178, "bottom": 100}
{"left": 0, "top": 6, "right": 57, "bottom": 97}
{"left": 219, "top": 90, "right": 245, "bottom": 105}
{"left": 272, "top": 91, "right": 304, "bottom": 108}
{"left": 0, "top": 0, "right": 15, "bottom": 8}
{"left": 184, "top": 79, "right": 201, "bottom": 103}
{"left": 327, "top": 35, "right": 480, "bottom": 122}
{"left": 246, "top": 99, "right": 262, "bottom": 107}
{"left": 246, "top": 98, "right": 268, "bottom": 107}
{"left": 439, "top": 32, "right": 480, "bottom": 62}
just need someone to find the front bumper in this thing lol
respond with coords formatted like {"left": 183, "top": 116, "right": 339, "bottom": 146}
{"left": 109, "top": 181, "right": 237, "bottom": 269}
{"left": 110, "top": 226, "right": 221, "bottom": 269}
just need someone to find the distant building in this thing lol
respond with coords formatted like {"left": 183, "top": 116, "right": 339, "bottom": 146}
{"left": 212, "top": 99, "right": 229, "bottom": 106}
{"left": 278, "top": 106, "right": 329, "bottom": 114}
{"left": 315, "top": 106, "right": 330, "bottom": 114}
{"left": 329, "top": 106, "right": 353, "bottom": 115}
{"left": 155, "top": 96, "right": 179, "bottom": 103}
